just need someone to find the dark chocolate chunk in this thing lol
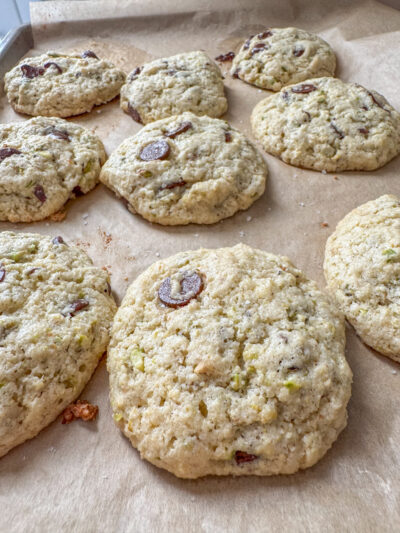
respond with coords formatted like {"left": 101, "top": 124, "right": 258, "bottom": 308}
{"left": 0, "top": 147, "right": 21, "bottom": 161}
{"left": 234, "top": 451, "right": 258, "bottom": 464}
{"left": 359, "top": 127, "right": 369, "bottom": 134}
{"left": 158, "top": 272, "right": 203, "bottom": 308}
{"left": 127, "top": 103, "right": 143, "bottom": 124}
{"left": 44, "top": 62, "right": 63, "bottom": 74}
{"left": 293, "top": 47, "right": 304, "bottom": 57}
{"left": 215, "top": 51, "right": 235, "bottom": 62}
{"left": 81, "top": 50, "right": 99, "bottom": 59}
{"left": 128, "top": 67, "right": 142, "bottom": 81}
{"left": 330, "top": 122, "right": 345, "bottom": 139}
{"left": 0, "top": 267, "right": 5, "bottom": 282}
{"left": 225, "top": 131, "right": 232, "bottom": 142}
{"left": 52, "top": 236, "right": 65, "bottom": 245}
{"left": 164, "top": 121, "right": 192, "bottom": 139}
{"left": 232, "top": 68, "right": 240, "bottom": 79}
{"left": 34, "top": 184, "right": 46, "bottom": 203}
{"left": 139, "top": 140, "right": 170, "bottom": 161}
{"left": 291, "top": 83, "right": 317, "bottom": 94}
{"left": 20, "top": 64, "right": 45, "bottom": 78}
{"left": 257, "top": 30, "right": 272, "bottom": 39}
{"left": 72, "top": 186, "right": 84, "bottom": 197}
{"left": 64, "top": 299, "right": 89, "bottom": 317}
{"left": 251, "top": 43, "right": 268, "bottom": 55}
{"left": 44, "top": 126, "right": 70, "bottom": 141}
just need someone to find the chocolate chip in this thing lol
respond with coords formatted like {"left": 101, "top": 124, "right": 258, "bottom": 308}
{"left": 44, "top": 126, "right": 70, "bottom": 141}
{"left": 44, "top": 62, "right": 62, "bottom": 74}
{"left": 282, "top": 91, "right": 289, "bottom": 102}
{"left": 288, "top": 365, "right": 300, "bottom": 371}
{"left": 0, "top": 148, "right": 21, "bottom": 161}
{"left": 139, "top": 140, "right": 170, "bottom": 161}
{"left": 164, "top": 121, "right": 192, "bottom": 139}
{"left": 64, "top": 299, "right": 89, "bottom": 317}
{"left": 359, "top": 127, "right": 369, "bottom": 134}
{"left": 0, "top": 267, "right": 5, "bottom": 282}
{"left": 52, "top": 236, "right": 65, "bottom": 245}
{"left": 72, "top": 185, "right": 84, "bottom": 197}
{"left": 225, "top": 131, "right": 232, "bottom": 142}
{"left": 243, "top": 36, "right": 254, "bottom": 50}
{"left": 26, "top": 267, "right": 38, "bottom": 276}
{"left": 251, "top": 43, "right": 268, "bottom": 55}
{"left": 127, "top": 103, "right": 142, "bottom": 124}
{"left": 293, "top": 47, "right": 304, "bottom": 57}
{"left": 20, "top": 64, "right": 45, "bottom": 78}
{"left": 215, "top": 51, "right": 235, "bottom": 62}
{"left": 257, "top": 30, "right": 272, "bottom": 39}
{"left": 159, "top": 180, "right": 187, "bottom": 191}
{"left": 232, "top": 68, "right": 240, "bottom": 79}
{"left": 330, "top": 122, "right": 345, "bottom": 139}
{"left": 81, "top": 50, "right": 99, "bottom": 59}
{"left": 34, "top": 184, "right": 46, "bottom": 203}
{"left": 128, "top": 66, "right": 142, "bottom": 81}
{"left": 158, "top": 272, "right": 203, "bottom": 308}
{"left": 234, "top": 451, "right": 258, "bottom": 464}
{"left": 291, "top": 83, "right": 317, "bottom": 94}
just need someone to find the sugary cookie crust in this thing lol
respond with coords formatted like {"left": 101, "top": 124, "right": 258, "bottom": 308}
{"left": 120, "top": 51, "right": 228, "bottom": 124}
{"left": 108, "top": 243, "right": 352, "bottom": 478}
{"left": 0, "top": 231, "right": 116, "bottom": 458}
{"left": 0, "top": 117, "right": 106, "bottom": 222}
{"left": 251, "top": 77, "right": 400, "bottom": 172}
{"left": 231, "top": 27, "right": 336, "bottom": 91}
{"left": 100, "top": 112, "right": 267, "bottom": 225}
{"left": 324, "top": 195, "right": 400, "bottom": 360}
{"left": 4, "top": 51, "right": 126, "bottom": 117}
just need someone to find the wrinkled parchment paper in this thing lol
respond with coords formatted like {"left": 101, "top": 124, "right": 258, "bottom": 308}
{"left": 1, "top": 1, "right": 400, "bottom": 531}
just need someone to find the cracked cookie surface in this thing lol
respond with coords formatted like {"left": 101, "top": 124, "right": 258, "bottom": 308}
{"left": 324, "top": 195, "right": 400, "bottom": 361}
{"left": 0, "top": 231, "right": 116, "bottom": 457}
{"left": 231, "top": 27, "right": 335, "bottom": 91}
{"left": 4, "top": 51, "right": 126, "bottom": 117}
{"left": 251, "top": 77, "right": 400, "bottom": 172}
{"left": 108, "top": 243, "right": 352, "bottom": 478}
{"left": 100, "top": 112, "right": 267, "bottom": 225}
{"left": 120, "top": 51, "right": 227, "bottom": 124}
{"left": 0, "top": 117, "right": 106, "bottom": 222}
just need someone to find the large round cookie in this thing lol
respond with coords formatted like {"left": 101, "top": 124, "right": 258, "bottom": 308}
{"left": 120, "top": 51, "right": 227, "bottom": 124}
{"left": 100, "top": 112, "right": 267, "bottom": 225}
{"left": 108, "top": 243, "right": 352, "bottom": 478}
{"left": 324, "top": 195, "right": 400, "bottom": 361}
{"left": 251, "top": 77, "right": 400, "bottom": 172}
{"left": 4, "top": 51, "right": 125, "bottom": 117}
{"left": 0, "top": 117, "right": 106, "bottom": 222}
{"left": 231, "top": 27, "right": 335, "bottom": 91}
{"left": 0, "top": 231, "right": 116, "bottom": 458}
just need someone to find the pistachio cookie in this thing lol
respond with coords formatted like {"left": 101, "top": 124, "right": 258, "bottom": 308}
{"left": 231, "top": 27, "right": 335, "bottom": 91}
{"left": 4, "top": 50, "right": 125, "bottom": 117}
{"left": 251, "top": 77, "right": 400, "bottom": 172}
{"left": 0, "top": 117, "right": 106, "bottom": 222}
{"left": 100, "top": 112, "right": 267, "bottom": 225}
{"left": 0, "top": 231, "right": 116, "bottom": 458}
{"left": 324, "top": 195, "right": 400, "bottom": 361}
{"left": 108, "top": 243, "right": 352, "bottom": 478}
{"left": 120, "top": 51, "right": 227, "bottom": 124}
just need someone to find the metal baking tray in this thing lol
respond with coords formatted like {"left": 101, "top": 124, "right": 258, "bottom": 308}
{"left": 0, "top": 24, "right": 33, "bottom": 82}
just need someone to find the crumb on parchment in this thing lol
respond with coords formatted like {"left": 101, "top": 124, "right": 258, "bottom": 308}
{"left": 61, "top": 400, "right": 98, "bottom": 424}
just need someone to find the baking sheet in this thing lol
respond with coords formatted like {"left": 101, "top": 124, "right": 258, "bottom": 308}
{"left": 1, "top": 1, "right": 400, "bottom": 531}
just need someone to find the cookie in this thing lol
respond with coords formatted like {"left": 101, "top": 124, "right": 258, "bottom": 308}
{"left": 4, "top": 50, "right": 125, "bottom": 117}
{"left": 231, "top": 27, "right": 335, "bottom": 91}
{"left": 100, "top": 112, "right": 267, "bottom": 225}
{"left": 324, "top": 195, "right": 400, "bottom": 361}
{"left": 108, "top": 243, "right": 352, "bottom": 478}
{"left": 0, "top": 231, "right": 116, "bottom": 458}
{"left": 120, "top": 51, "right": 227, "bottom": 124}
{"left": 0, "top": 117, "right": 106, "bottom": 222}
{"left": 251, "top": 77, "right": 400, "bottom": 172}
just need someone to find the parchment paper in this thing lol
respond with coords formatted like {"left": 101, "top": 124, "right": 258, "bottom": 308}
{"left": 1, "top": 1, "right": 400, "bottom": 531}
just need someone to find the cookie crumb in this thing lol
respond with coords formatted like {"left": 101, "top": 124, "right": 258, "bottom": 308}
{"left": 61, "top": 400, "right": 98, "bottom": 424}
{"left": 333, "top": 176, "right": 339, "bottom": 180}
{"left": 320, "top": 222, "right": 329, "bottom": 228}
{"left": 246, "top": 216, "right": 252, "bottom": 222}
